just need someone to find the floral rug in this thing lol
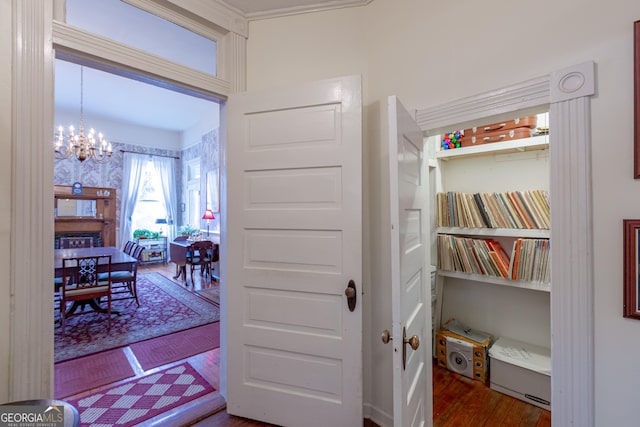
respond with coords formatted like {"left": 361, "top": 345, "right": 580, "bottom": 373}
{"left": 55, "top": 272, "right": 219, "bottom": 363}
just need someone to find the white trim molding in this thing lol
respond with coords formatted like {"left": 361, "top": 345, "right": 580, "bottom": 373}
{"left": 415, "top": 61, "right": 596, "bottom": 427}
{"left": 164, "top": 0, "right": 248, "bottom": 37}
{"left": 549, "top": 61, "right": 595, "bottom": 427}
{"left": 52, "top": 22, "right": 232, "bottom": 100}
{"left": 11, "top": 0, "right": 56, "bottom": 400}
{"left": 10, "top": 0, "right": 247, "bottom": 404}
{"left": 218, "top": 0, "right": 372, "bottom": 21}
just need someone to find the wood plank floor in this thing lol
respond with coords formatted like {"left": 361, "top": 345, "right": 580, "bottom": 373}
{"left": 57, "top": 262, "right": 551, "bottom": 426}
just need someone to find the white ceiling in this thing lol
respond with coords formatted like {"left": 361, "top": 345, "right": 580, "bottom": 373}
{"left": 54, "top": 59, "right": 218, "bottom": 133}
{"left": 54, "top": 0, "right": 370, "bottom": 133}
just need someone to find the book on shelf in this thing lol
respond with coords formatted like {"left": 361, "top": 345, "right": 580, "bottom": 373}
{"left": 508, "top": 238, "right": 550, "bottom": 283}
{"left": 520, "top": 190, "right": 546, "bottom": 229}
{"left": 473, "top": 193, "right": 493, "bottom": 228}
{"left": 437, "top": 234, "right": 509, "bottom": 279}
{"left": 436, "top": 190, "right": 550, "bottom": 230}
{"left": 497, "top": 192, "right": 523, "bottom": 228}
{"left": 507, "top": 192, "right": 535, "bottom": 229}
{"left": 438, "top": 234, "right": 550, "bottom": 284}
{"left": 480, "top": 192, "right": 506, "bottom": 228}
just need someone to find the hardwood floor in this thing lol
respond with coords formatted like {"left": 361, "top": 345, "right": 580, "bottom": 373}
{"left": 57, "top": 262, "right": 551, "bottom": 426}
{"left": 433, "top": 360, "right": 550, "bottom": 427}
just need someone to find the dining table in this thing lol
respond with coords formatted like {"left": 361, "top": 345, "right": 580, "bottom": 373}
{"left": 54, "top": 246, "right": 137, "bottom": 315}
{"left": 169, "top": 237, "right": 219, "bottom": 282}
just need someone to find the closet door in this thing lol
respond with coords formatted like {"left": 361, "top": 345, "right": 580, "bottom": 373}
{"left": 388, "top": 96, "right": 432, "bottom": 426}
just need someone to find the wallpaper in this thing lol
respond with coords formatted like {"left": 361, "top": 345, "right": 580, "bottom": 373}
{"left": 54, "top": 128, "right": 219, "bottom": 246}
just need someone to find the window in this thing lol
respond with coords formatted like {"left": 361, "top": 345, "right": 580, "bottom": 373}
{"left": 66, "top": 0, "right": 217, "bottom": 75}
{"left": 131, "top": 160, "right": 167, "bottom": 235}
{"left": 186, "top": 159, "right": 200, "bottom": 229}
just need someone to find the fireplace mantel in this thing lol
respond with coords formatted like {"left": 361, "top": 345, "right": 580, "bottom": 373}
{"left": 54, "top": 185, "right": 116, "bottom": 247}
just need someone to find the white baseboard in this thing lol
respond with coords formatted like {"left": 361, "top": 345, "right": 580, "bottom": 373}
{"left": 364, "top": 402, "right": 392, "bottom": 427}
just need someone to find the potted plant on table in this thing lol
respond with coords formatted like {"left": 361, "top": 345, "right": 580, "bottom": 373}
{"left": 133, "top": 229, "right": 152, "bottom": 240}
{"left": 178, "top": 225, "right": 197, "bottom": 237}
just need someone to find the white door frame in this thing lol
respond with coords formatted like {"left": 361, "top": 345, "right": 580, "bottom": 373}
{"left": 415, "top": 62, "right": 596, "bottom": 427}
{"left": 8, "top": 0, "right": 247, "bottom": 400}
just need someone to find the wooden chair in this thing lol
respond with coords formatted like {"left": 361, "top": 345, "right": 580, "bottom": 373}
{"left": 59, "top": 255, "right": 112, "bottom": 333}
{"left": 106, "top": 243, "right": 144, "bottom": 306}
{"left": 123, "top": 240, "right": 136, "bottom": 255}
{"left": 186, "top": 241, "right": 215, "bottom": 284}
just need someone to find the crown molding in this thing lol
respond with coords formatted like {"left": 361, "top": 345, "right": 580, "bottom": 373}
{"left": 218, "top": 0, "right": 372, "bottom": 21}
{"left": 123, "top": 0, "right": 229, "bottom": 41}
{"left": 162, "top": 0, "right": 248, "bottom": 37}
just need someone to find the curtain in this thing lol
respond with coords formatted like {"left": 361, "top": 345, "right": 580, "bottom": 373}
{"left": 119, "top": 152, "right": 146, "bottom": 247}
{"left": 153, "top": 156, "right": 178, "bottom": 242}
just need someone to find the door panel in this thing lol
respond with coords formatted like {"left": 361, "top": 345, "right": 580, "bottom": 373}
{"left": 388, "top": 95, "right": 432, "bottom": 427}
{"left": 226, "top": 76, "right": 362, "bottom": 426}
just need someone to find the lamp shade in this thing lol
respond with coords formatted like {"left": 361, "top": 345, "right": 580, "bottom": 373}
{"left": 202, "top": 209, "right": 215, "bottom": 220}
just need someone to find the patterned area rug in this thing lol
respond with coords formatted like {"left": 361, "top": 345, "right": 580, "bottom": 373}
{"left": 55, "top": 273, "right": 219, "bottom": 363}
{"left": 195, "top": 286, "right": 220, "bottom": 305}
{"left": 68, "top": 362, "right": 214, "bottom": 427}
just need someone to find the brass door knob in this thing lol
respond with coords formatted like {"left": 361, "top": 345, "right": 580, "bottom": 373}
{"left": 402, "top": 326, "right": 420, "bottom": 370}
{"left": 404, "top": 334, "right": 420, "bottom": 351}
{"left": 381, "top": 329, "right": 393, "bottom": 344}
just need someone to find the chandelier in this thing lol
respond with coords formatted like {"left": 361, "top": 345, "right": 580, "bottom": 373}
{"left": 54, "top": 66, "right": 113, "bottom": 163}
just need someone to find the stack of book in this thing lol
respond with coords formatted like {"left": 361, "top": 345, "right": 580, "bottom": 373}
{"left": 437, "top": 235, "right": 511, "bottom": 278}
{"left": 436, "top": 190, "right": 550, "bottom": 229}
{"left": 509, "top": 238, "right": 550, "bottom": 283}
{"left": 437, "top": 235, "right": 551, "bottom": 284}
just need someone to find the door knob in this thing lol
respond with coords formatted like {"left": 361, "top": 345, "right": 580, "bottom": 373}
{"left": 404, "top": 334, "right": 420, "bottom": 351}
{"left": 345, "top": 280, "right": 356, "bottom": 312}
{"left": 402, "top": 326, "right": 420, "bottom": 370}
{"left": 381, "top": 329, "right": 393, "bottom": 344}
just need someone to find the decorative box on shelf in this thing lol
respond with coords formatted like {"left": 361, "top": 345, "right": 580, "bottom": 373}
{"left": 136, "top": 236, "right": 167, "bottom": 265}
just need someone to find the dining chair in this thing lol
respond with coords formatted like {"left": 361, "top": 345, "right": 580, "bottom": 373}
{"left": 59, "top": 255, "right": 112, "bottom": 333}
{"left": 186, "top": 241, "right": 215, "bottom": 284}
{"left": 123, "top": 240, "right": 136, "bottom": 255}
{"left": 106, "top": 243, "right": 145, "bottom": 306}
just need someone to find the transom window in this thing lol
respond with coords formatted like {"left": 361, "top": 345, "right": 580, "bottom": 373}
{"left": 65, "top": 0, "right": 217, "bottom": 76}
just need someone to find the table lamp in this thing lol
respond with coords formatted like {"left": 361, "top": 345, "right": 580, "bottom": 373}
{"left": 202, "top": 209, "right": 215, "bottom": 236}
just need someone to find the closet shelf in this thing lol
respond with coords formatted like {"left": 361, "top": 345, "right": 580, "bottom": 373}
{"left": 436, "top": 227, "right": 550, "bottom": 239}
{"left": 437, "top": 269, "right": 551, "bottom": 293}
{"left": 435, "top": 135, "right": 549, "bottom": 160}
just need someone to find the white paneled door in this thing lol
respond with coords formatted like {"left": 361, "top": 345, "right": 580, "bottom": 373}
{"left": 388, "top": 96, "right": 432, "bottom": 426}
{"left": 226, "top": 76, "right": 362, "bottom": 426}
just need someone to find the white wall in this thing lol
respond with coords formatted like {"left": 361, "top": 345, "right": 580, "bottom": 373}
{"left": 181, "top": 104, "right": 220, "bottom": 150}
{"left": 55, "top": 109, "right": 182, "bottom": 149}
{"left": 246, "top": 0, "right": 640, "bottom": 425}
{"left": 55, "top": 103, "right": 220, "bottom": 151}
{"left": 0, "top": 0, "right": 11, "bottom": 404}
